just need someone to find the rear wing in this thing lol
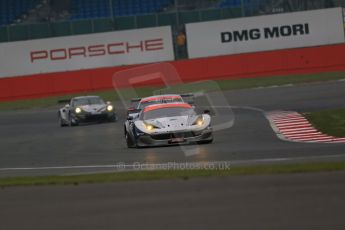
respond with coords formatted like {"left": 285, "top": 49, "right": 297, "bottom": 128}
{"left": 57, "top": 99, "right": 71, "bottom": 104}
{"left": 130, "top": 98, "right": 141, "bottom": 103}
{"left": 180, "top": 93, "right": 195, "bottom": 105}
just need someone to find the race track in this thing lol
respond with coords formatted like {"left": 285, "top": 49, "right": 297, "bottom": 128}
{"left": 2, "top": 171, "right": 345, "bottom": 230}
{"left": 1, "top": 80, "right": 345, "bottom": 177}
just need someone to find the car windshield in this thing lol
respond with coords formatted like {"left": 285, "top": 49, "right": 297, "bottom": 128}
{"left": 142, "top": 107, "right": 196, "bottom": 120}
{"left": 73, "top": 97, "right": 104, "bottom": 106}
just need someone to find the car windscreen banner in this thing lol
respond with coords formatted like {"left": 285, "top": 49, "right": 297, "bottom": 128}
{"left": 0, "top": 26, "right": 174, "bottom": 78}
{"left": 186, "top": 7, "right": 345, "bottom": 59}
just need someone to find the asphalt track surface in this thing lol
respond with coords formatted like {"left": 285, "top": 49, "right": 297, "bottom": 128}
{"left": 1, "top": 171, "right": 345, "bottom": 230}
{"left": 1, "top": 80, "right": 345, "bottom": 177}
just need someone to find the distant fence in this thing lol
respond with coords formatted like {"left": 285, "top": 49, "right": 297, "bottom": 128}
{"left": 0, "top": 7, "right": 242, "bottom": 43}
{"left": 2, "top": 0, "right": 345, "bottom": 43}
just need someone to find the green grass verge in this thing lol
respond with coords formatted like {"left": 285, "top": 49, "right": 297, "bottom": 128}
{"left": 216, "top": 70, "right": 345, "bottom": 90}
{"left": 1, "top": 71, "right": 345, "bottom": 111}
{"left": 305, "top": 109, "right": 345, "bottom": 137}
{"left": 1, "top": 161, "right": 345, "bottom": 187}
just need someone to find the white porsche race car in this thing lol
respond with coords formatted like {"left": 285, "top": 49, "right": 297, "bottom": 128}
{"left": 124, "top": 102, "right": 213, "bottom": 148}
{"left": 58, "top": 95, "right": 117, "bottom": 127}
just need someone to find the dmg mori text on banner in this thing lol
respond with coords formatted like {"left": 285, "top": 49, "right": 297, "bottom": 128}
{"left": 0, "top": 26, "right": 174, "bottom": 78}
{"left": 186, "top": 8, "right": 345, "bottom": 58}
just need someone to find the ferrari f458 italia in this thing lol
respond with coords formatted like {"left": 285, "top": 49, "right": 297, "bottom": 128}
{"left": 124, "top": 102, "right": 212, "bottom": 148}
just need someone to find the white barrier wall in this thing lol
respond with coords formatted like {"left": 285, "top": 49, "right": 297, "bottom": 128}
{"left": 186, "top": 8, "right": 345, "bottom": 58}
{"left": 0, "top": 26, "right": 174, "bottom": 78}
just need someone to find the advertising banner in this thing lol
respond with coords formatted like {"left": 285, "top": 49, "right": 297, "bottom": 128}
{"left": 0, "top": 26, "right": 174, "bottom": 78}
{"left": 186, "top": 8, "right": 345, "bottom": 58}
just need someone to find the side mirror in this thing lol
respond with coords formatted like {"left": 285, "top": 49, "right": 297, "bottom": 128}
{"left": 127, "top": 108, "right": 141, "bottom": 115}
{"left": 127, "top": 107, "right": 135, "bottom": 116}
{"left": 203, "top": 109, "right": 210, "bottom": 114}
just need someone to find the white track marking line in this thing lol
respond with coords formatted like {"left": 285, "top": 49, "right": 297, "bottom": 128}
{"left": 285, "top": 136, "right": 328, "bottom": 140}
{"left": 285, "top": 134, "right": 327, "bottom": 138}
{"left": 275, "top": 120, "right": 310, "bottom": 125}
{"left": 273, "top": 120, "right": 307, "bottom": 124}
{"left": 272, "top": 116, "right": 301, "bottom": 120}
{"left": 332, "top": 140, "right": 345, "bottom": 143}
{"left": 282, "top": 130, "right": 320, "bottom": 135}
{"left": 0, "top": 161, "right": 233, "bottom": 172}
{"left": 276, "top": 124, "right": 312, "bottom": 129}
{"left": 2, "top": 154, "right": 345, "bottom": 172}
{"left": 273, "top": 117, "right": 307, "bottom": 121}
{"left": 279, "top": 127, "right": 317, "bottom": 132}
{"left": 297, "top": 137, "right": 335, "bottom": 141}
{"left": 0, "top": 165, "right": 117, "bottom": 171}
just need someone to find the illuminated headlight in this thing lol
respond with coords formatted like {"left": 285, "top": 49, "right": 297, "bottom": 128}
{"left": 193, "top": 116, "right": 204, "bottom": 126}
{"left": 145, "top": 124, "right": 154, "bottom": 131}
{"left": 107, "top": 105, "right": 113, "bottom": 111}
{"left": 144, "top": 122, "right": 160, "bottom": 131}
{"left": 75, "top": 107, "right": 82, "bottom": 114}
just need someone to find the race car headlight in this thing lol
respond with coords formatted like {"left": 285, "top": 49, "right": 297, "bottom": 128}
{"left": 107, "top": 105, "right": 113, "bottom": 111}
{"left": 75, "top": 107, "right": 82, "bottom": 114}
{"left": 145, "top": 124, "right": 154, "bottom": 131}
{"left": 144, "top": 122, "right": 159, "bottom": 131}
{"left": 193, "top": 116, "right": 204, "bottom": 126}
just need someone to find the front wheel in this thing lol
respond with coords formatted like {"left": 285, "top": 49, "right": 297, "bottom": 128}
{"left": 58, "top": 114, "right": 68, "bottom": 127}
{"left": 108, "top": 114, "right": 117, "bottom": 122}
{"left": 197, "top": 138, "right": 213, "bottom": 144}
{"left": 68, "top": 114, "right": 79, "bottom": 126}
{"left": 125, "top": 131, "right": 136, "bottom": 148}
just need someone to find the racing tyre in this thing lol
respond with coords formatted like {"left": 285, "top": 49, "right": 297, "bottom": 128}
{"left": 109, "top": 114, "right": 117, "bottom": 122}
{"left": 58, "top": 114, "right": 68, "bottom": 127}
{"left": 70, "top": 120, "right": 79, "bottom": 126}
{"left": 68, "top": 114, "right": 79, "bottom": 127}
{"left": 125, "top": 131, "right": 136, "bottom": 148}
{"left": 197, "top": 138, "right": 213, "bottom": 144}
